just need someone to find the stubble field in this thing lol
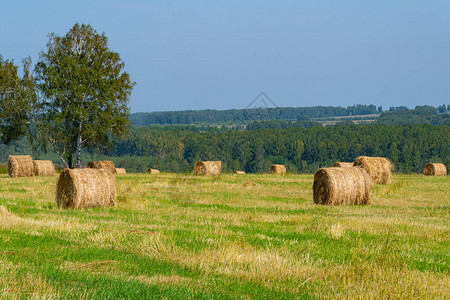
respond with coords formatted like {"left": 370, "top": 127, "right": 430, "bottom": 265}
{"left": 0, "top": 172, "right": 448, "bottom": 299}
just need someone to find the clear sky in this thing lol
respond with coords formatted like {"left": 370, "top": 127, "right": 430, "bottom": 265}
{"left": 1, "top": 1, "right": 449, "bottom": 113}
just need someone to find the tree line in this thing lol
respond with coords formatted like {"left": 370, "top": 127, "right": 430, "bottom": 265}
{"left": 377, "top": 105, "right": 449, "bottom": 125}
{"left": 131, "top": 104, "right": 380, "bottom": 126}
{"left": 130, "top": 105, "right": 449, "bottom": 126}
{"left": 0, "top": 123, "right": 427, "bottom": 173}
{"left": 2, "top": 121, "right": 448, "bottom": 175}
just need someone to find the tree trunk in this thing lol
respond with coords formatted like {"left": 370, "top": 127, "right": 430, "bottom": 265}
{"left": 75, "top": 132, "right": 83, "bottom": 168}
{"left": 67, "top": 153, "right": 73, "bottom": 169}
{"left": 57, "top": 153, "right": 69, "bottom": 169}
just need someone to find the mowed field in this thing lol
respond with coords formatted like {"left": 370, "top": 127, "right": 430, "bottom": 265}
{"left": 0, "top": 173, "right": 448, "bottom": 299}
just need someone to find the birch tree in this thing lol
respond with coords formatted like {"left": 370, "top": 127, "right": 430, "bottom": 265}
{"left": 34, "top": 23, "right": 135, "bottom": 168}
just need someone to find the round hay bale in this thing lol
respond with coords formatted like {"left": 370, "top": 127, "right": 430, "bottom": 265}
{"left": 234, "top": 171, "right": 246, "bottom": 174}
{"left": 424, "top": 163, "right": 447, "bottom": 176}
{"left": 270, "top": 164, "right": 286, "bottom": 174}
{"left": 87, "top": 160, "right": 116, "bottom": 173}
{"left": 194, "top": 161, "right": 221, "bottom": 175}
{"left": 8, "top": 155, "right": 34, "bottom": 178}
{"left": 333, "top": 162, "right": 354, "bottom": 168}
{"left": 313, "top": 167, "right": 372, "bottom": 205}
{"left": 33, "top": 160, "right": 55, "bottom": 176}
{"left": 353, "top": 156, "right": 392, "bottom": 184}
{"left": 147, "top": 168, "right": 160, "bottom": 174}
{"left": 56, "top": 168, "right": 116, "bottom": 209}
{"left": 115, "top": 168, "right": 127, "bottom": 174}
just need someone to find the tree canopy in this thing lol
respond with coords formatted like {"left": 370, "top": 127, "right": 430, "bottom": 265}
{"left": 0, "top": 56, "right": 35, "bottom": 144}
{"left": 34, "top": 23, "right": 135, "bottom": 168}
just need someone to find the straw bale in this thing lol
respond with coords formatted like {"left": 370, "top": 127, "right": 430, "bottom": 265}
{"left": 115, "top": 168, "right": 127, "bottom": 174}
{"left": 33, "top": 160, "right": 55, "bottom": 176}
{"left": 313, "top": 167, "right": 372, "bottom": 205}
{"left": 234, "top": 171, "right": 246, "bottom": 174}
{"left": 147, "top": 168, "right": 160, "bottom": 174}
{"left": 353, "top": 156, "right": 392, "bottom": 184}
{"left": 333, "top": 162, "right": 354, "bottom": 168}
{"left": 8, "top": 155, "right": 34, "bottom": 178}
{"left": 423, "top": 163, "right": 447, "bottom": 176}
{"left": 87, "top": 160, "right": 116, "bottom": 173}
{"left": 56, "top": 168, "right": 116, "bottom": 209}
{"left": 194, "top": 161, "right": 221, "bottom": 175}
{"left": 270, "top": 164, "right": 286, "bottom": 174}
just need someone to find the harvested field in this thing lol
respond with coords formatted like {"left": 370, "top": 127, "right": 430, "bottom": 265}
{"left": 0, "top": 173, "right": 448, "bottom": 298}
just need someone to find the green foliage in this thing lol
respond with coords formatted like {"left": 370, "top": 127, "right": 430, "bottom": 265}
{"left": 1, "top": 124, "right": 448, "bottom": 174}
{"left": 379, "top": 106, "right": 449, "bottom": 125}
{"left": 0, "top": 56, "right": 35, "bottom": 144}
{"left": 106, "top": 124, "right": 449, "bottom": 173}
{"left": 33, "top": 23, "right": 135, "bottom": 168}
{"left": 246, "top": 119, "right": 319, "bottom": 130}
{"left": 131, "top": 105, "right": 379, "bottom": 126}
{"left": 0, "top": 174, "right": 448, "bottom": 298}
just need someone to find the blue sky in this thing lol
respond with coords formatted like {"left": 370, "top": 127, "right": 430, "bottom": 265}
{"left": 1, "top": 1, "right": 449, "bottom": 112}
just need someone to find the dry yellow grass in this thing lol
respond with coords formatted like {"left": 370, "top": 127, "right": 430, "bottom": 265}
{"left": 0, "top": 172, "right": 448, "bottom": 298}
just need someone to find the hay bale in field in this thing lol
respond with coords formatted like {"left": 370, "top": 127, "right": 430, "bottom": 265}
{"left": 423, "top": 163, "right": 447, "bottom": 176}
{"left": 313, "top": 167, "right": 372, "bottom": 205}
{"left": 270, "top": 164, "right": 286, "bottom": 174}
{"left": 194, "top": 161, "right": 221, "bottom": 175}
{"left": 147, "top": 168, "right": 160, "bottom": 174}
{"left": 56, "top": 168, "right": 116, "bottom": 209}
{"left": 33, "top": 160, "right": 55, "bottom": 176}
{"left": 87, "top": 160, "right": 116, "bottom": 173}
{"left": 8, "top": 155, "right": 34, "bottom": 178}
{"left": 353, "top": 156, "right": 392, "bottom": 184}
{"left": 115, "top": 168, "right": 127, "bottom": 174}
{"left": 234, "top": 171, "right": 246, "bottom": 174}
{"left": 333, "top": 162, "right": 354, "bottom": 168}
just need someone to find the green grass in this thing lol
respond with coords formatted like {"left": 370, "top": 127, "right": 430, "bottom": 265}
{"left": 0, "top": 173, "right": 448, "bottom": 299}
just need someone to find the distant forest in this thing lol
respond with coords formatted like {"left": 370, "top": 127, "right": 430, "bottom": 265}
{"left": 3, "top": 124, "right": 448, "bottom": 174}
{"left": 131, "top": 104, "right": 449, "bottom": 126}
{"left": 131, "top": 104, "right": 381, "bottom": 125}
{"left": 1, "top": 105, "right": 448, "bottom": 174}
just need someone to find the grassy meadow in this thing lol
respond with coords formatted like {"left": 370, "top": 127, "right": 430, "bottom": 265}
{"left": 0, "top": 172, "right": 448, "bottom": 299}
